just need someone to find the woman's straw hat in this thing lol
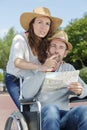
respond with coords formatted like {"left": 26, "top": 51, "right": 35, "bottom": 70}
{"left": 20, "top": 7, "right": 62, "bottom": 31}
{"left": 48, "top": 30, "right": 73, "bottom": 50}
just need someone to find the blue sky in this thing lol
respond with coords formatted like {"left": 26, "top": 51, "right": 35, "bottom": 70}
{"left": 0, "top": 0, "right": 87, "bottom": 37}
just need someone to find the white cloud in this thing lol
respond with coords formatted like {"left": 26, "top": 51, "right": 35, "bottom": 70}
{"left": 0, "top": 29, "right": 8, "bottom": 38}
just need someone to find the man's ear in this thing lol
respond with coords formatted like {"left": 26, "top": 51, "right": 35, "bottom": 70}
{"left": 64, "top": 50, "right": 68, "bottom": 58}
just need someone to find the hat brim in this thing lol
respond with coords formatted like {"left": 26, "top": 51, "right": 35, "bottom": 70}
{"left": 20, "top": 12, "right": 62, "bottom": 31}
{"left": 63, "top": 40, "right": 73, "bottom": 51}
{"left": 49, "top": 38, "right": 73, "bottom": 51}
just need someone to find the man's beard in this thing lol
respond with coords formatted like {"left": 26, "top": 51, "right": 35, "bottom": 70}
{"left": 54, "top": 54, "right": 62, "bottom": 63}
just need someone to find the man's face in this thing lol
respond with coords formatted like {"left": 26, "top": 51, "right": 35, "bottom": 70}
{"left": 48, "top": 39, "right": 68, "bottom": 62}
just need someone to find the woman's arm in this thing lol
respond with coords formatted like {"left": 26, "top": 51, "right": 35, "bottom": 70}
{"left": 14, "top": 58, "right": 39, "bottom": 70}
{"left": 14, "top": 54, "right": 58, "bottom": 72}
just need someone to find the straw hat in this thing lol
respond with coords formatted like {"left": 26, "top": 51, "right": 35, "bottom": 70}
{"left": 20, "top": 7, "right": 62, "bottom": 31}
{"left": 48, "top": 30, "right": 73, "bottom": 50}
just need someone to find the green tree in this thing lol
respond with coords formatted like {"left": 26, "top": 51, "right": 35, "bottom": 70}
{"left": 0, "top": 28, "right": 16, "bottom": 69}
{"left": 64, "top": 14, "right": 87, "bottom": 69}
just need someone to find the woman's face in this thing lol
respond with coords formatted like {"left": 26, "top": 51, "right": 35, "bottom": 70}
{"left": 33, "top": 16, "right": 51, "bottom": 38}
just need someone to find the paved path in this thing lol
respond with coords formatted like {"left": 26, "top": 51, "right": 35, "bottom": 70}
{"left": 0, "top": 93, "right": 18, "bottom": 130}
{"left": 1, "top": 92, "right": 87, "bottom": 130}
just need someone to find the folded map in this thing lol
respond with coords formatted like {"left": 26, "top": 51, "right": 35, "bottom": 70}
{"left": 42, "top": 70, "right": 80, "bottom": 91}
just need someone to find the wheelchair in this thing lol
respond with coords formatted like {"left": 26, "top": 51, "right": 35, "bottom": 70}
{"left": 4, "top": 77, "right": 42, "bottom": 130}
{"left": 4, "top": 76, "right": 87, "bottom": 130}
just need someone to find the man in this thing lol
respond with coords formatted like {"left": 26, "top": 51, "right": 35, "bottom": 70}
{"left": 38, "top": 30, "right": 87, "bottom": 130}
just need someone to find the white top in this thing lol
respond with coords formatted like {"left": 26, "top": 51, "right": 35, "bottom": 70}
{"left": 6, "top": 33, "right": 41, "bottom": 77}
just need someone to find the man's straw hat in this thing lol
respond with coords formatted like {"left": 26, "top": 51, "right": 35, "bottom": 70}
{"left": 48, "top": 30, "right": 73, "bottom": 50}
{"left": 20, "top": 7, "right": 62, "bottom": 31}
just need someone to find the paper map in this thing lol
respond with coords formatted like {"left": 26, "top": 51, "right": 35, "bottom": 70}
{"left": 42, "top": 70, "right": 79, "bottom": 91}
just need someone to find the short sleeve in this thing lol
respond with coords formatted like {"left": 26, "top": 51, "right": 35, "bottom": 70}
{"left": 10, "top": 34, "right": 27, "bottom": 62}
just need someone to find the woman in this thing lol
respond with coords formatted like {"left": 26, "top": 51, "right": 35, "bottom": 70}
{"left": 5, "top": 7, "right": 62, "bottom": 111}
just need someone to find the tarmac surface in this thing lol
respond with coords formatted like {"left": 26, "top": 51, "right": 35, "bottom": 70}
{"left": 1, "top": 92, "right": 87, "bottom": 130}
{"left": 0, "top": 92, "right": 18, "bottom": 130}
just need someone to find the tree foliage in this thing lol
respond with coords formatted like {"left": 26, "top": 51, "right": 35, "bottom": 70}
{"left": 80, "top": 67, "right": 87, "bottom": 83}
{"left": 0, "top": 28, "right": 16, "bottom": 69}
{"left": 64, "top": 14, "right": 87, "bottom": 69}
{"left": 0, "top": 14, "right": 87, "bottom": 70}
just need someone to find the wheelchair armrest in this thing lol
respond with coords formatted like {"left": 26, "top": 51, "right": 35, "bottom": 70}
{"left": 69, "top": 96, "right": 87, "bottom": 108}
{"left": 70, "top": 96, "right": 87, "bottom": 103}
{"left": 19, "top": 98, "right": 36, "bottom": 104}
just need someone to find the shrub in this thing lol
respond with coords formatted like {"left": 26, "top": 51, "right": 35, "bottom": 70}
{"left": 0, "top": 69, "right": 4, "bottom": 81}
{"left": 80, "top": 67, "right": 87, "bottom": 84}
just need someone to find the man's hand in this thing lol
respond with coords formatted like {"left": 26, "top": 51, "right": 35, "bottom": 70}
{"left": 68, "top": 82, "right": 83, "bottom": 95}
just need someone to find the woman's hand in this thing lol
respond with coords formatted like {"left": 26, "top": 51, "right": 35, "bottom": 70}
{"left": 41, "top": 54, "right": 58, "bottom": 72}
{"left": 68, "top": 82, "right": 83, "bottom": 95}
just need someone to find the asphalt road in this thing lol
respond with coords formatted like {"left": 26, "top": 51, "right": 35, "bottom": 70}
{"left": 0, "top": 93, "right": 18, "bottom": 130}
{"left": 1, "top": 92, "right": 87, "bottom": 130}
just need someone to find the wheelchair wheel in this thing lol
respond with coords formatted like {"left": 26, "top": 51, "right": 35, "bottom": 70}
{"left": 4, "top": 111, "right": 28, "bottom": 130}
{"left": 4, "top": 116, "right": 22, "bottom": 130}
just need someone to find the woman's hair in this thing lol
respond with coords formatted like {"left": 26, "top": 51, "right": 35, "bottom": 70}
{"left": 26, "top": 17, "right": 53, "bottom": 64}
